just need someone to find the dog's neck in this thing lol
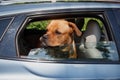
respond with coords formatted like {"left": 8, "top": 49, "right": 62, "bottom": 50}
{"left": 58, "top": 33, "right": 76, "bottom": 57}
{"left": 61, "top": 41, "right": 74, "bottom": 52}
{"left": 47, "top": 33, "right": 77, "bottom": 58}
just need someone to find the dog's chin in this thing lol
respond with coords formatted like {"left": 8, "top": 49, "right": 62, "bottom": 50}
{"left": 41, "top": 42, "right": 48, "bottom": 48}
{"left": 41, "top": 42, "right": 64, "bottom": 48}
{"left": 41, "top": 42, "right": 55, "bottom": 48}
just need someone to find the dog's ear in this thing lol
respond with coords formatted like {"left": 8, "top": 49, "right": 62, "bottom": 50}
{"left": 69, "top": 22, "right": 82, "bottom": 36}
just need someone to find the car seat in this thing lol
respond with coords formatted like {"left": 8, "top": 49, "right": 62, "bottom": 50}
{"left": 79, "top": 20, "right": 103, "bottom": 58}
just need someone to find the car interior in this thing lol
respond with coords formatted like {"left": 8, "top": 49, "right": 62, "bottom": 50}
{"left": 17, "top": 14, "right": 119, "bottom": 61}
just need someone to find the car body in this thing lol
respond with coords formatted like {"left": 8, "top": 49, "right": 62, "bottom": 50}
{"left": 0, "top": 1, "right": 120, "bottom": 80}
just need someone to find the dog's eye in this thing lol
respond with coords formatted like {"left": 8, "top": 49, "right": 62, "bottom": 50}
{"left": 55, "top": 30, "right": 61, "bottom": 35}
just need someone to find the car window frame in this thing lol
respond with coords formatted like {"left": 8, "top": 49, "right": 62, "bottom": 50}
{"left": 16, "top": 9, "right": 120, "bottom": 64}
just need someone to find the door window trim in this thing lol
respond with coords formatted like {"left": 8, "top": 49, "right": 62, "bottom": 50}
{"left": 16, "top": 10, "right": 120, "bottom": 64}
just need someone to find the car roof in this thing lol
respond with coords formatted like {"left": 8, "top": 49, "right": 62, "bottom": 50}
{"left": 0, "top": 2, "right": 120, "bottom": 16}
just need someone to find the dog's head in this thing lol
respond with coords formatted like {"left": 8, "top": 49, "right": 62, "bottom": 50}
{"left": 40, "top": 19, "right": 82, "bottom": 47}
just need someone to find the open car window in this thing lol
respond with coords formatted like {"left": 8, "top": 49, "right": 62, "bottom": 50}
{"left": 18, "top": 14, "right": 119, "bottom": 62}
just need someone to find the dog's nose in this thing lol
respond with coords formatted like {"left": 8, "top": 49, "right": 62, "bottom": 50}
{"left": 43, "top": 34, "right": 48, "bottom": 39}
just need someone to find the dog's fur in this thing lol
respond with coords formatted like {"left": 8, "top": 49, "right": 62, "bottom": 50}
{"left": 39, "top": 19, "right": 82, "bottom": 58}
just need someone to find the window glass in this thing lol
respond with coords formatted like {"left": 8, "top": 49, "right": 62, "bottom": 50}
{"left": 0, "top": 18, "right": 12, "bottom": 40}
{"left": 114, "top": 10, "right": 120, "bottom": 26}
{"left": 18, "top": 16, "right": 119, "bottom": 61}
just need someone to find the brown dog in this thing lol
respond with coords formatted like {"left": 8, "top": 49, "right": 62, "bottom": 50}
{"left": 39, "top": 19, "right": 82, "bottom": 58}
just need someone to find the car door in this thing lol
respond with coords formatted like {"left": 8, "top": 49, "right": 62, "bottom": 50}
{"left": 17, "top": 9, "right": 120, "bottom": 79}
{"left": 0, "top": 6, "right": 120, "bottom": 80}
